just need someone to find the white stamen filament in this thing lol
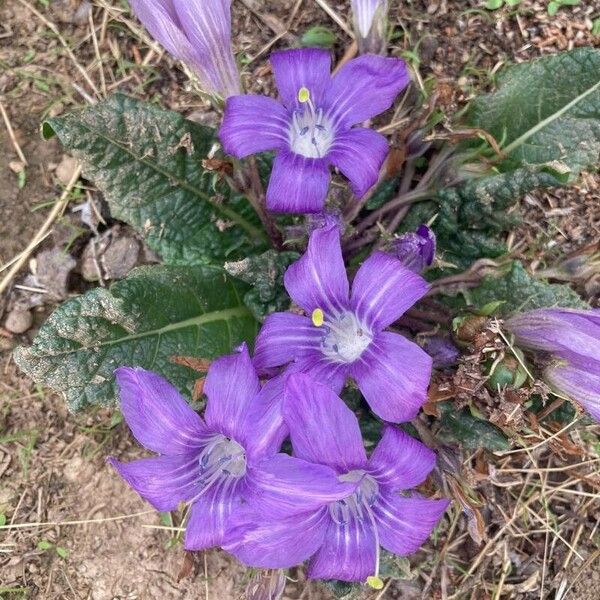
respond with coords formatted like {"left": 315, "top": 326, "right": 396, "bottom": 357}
{"left": 329, "top": 471, "right": 381, "bottom": 581}
{"left": 289, "top": 87, "right": 334, "bottom": 159}
{"left": 315, "top": 310, "right": 372, "bottom": 363}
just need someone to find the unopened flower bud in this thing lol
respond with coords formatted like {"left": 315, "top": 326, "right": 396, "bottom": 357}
{"left": 352, "top": 0, "right": 389, "bottom": 55}
{"left": 421, "top": 336, "right": 460, "bottom": 369}
{"left": 505, "top": 308, "right": 600, "bottom": 422}
{"left": 392, "top": 225, "right": 436, "bottom": 274}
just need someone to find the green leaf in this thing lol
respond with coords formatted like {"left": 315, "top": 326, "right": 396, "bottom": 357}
{"left": 301, "top": 26, "right": 336, "bottom": 48}
{"left": 224, "top": 250, "right": 297, "bottom": 320}
{"left": 466, "top": 48, "right": 600, "bottom": 176}
{"left": 37, "top": 540, "right": 52, "bottom": 551}
{"left": 438, "top": 403, "right": 510, "bottom": 451}
{"left": 42, "top": 94, "right": 268, "bottom": 266}
{"left": 14, "top": 265, "right": 257, "bottom": 411}
{"left": 467, "top": 261, "right": 588, "bottom": 315}
{"left": 485, "top": 0, "right": 505, "bottom": 9}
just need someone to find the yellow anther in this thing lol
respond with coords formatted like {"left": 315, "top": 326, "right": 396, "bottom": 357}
{"left": 298, "top": 87, "right": 310, "bottom": 103}
{"left": 311, "top": 308, "right": 324, "bottom": 327}
{"left": 366, "top": 576, "right": 384, "bottom": 590}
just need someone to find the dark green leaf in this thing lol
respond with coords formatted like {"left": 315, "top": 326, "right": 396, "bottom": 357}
{"left": 403, "top": 167, "right": 559, "bottom": 269}
{"left": 438, "top": 403, "right": 510, "bottom": 451}
{"left": 468, "top": 261, "right": 588, "bottom": 315}
{"left": 466, "top": 48, "right": 600, "bottom": 176}
{"left": 43, "top": 94, "right": 268, "bottom": 266}
{"left": 224, "top": 250, "right": 297, "bottom": 320}
{"left": 14, "top": 265, "right": 257, "bottom": 411}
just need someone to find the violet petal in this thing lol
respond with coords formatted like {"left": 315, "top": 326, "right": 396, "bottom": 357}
{"left": 266, "top": 150, "right": 331, "bottom": 214}
{"left": 115, "top": 367, "right": 207, "bottom": 455}
{"left": 374, "top": 492, "right": 449, "bottom": 556}
{"left": 203, "top": 344, "right": 261, "bottom": 440}
{"left": 307, "top": 516, "right": 376, "bottom": 582}
{"left": 350, "top": 331, "right": 432, "bottom": 423}
{"left": 253, "top": 312, "right": 323, "bottom": 374}
{"left": 184, "top": 479, "right": 245, "bottom": 550}
{"left": 224, "top": 506, "right": 329, "bottom": 568}
{"left": 350, "top": 252, "right": 430, "bottom": 331}
{"left": 107, "top": 454, "right": 201, "bottom": 512}
{"left": 328, "top": 127, "right": 389, "bottom": 198}
{"left": 246, "top": 454, "right": 358, "bottom": 517}
{"left": 283, "top": 373, "right": 367, "bottom": 472}
{"left": 271, "top": 48, "right": 332, "bottom": 110}
{"left": 323, "top": 55, "right": 410, "bottom": 128}
{"left": 219, "top": 95, "right": 290, "bottom": 158}
{"left": 283, "top": 221, "right": 350, "bottom": 314}
{"left": 367, "top": 425, "right": 436, "bottom": 491}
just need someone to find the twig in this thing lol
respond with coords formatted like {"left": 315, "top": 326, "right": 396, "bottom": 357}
{"left": 0, "top": 100, "right": 28, "bottom": 165}
{"left": 16, "top": 0, "right": 100, "bottom": 99}
{"left": 313, "top": 0, "right": 355, "bottom": 38}
{"left": 0, "top": 166, "right": 82, "bottom": 297}
{"left": 0, "top": 509, "right": 156, "bottom": 531}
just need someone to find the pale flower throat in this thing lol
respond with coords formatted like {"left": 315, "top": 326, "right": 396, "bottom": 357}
{"left": 313, "top": 308, "right": 372, "bottom": 363}
{"left": 197, "top": 434, "right": 246, "bottom": 487}
{"left": 329, "top": 470, "right": 383, "bottom": 589}
{"left": 289, "top": 87, "right": 334, "bottom": 159}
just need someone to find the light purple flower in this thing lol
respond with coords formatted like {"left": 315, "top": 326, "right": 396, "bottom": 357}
{"left": 253, "top": 222, "right": 433, "bottom": 423}
{"left": 129, "top": 0, "right": 240, "bottom": 98}
{"left": 225, "top": 374, "right": 449, "bottom": 583}
{"left": 392, "top": 224, "right": 436, "bottom": 273}
{"left": 107, "top": 345, "right": 294, "bottom": 550}
{"left": 505, "top": 308, "right": 600, "bottom": 421}
{"left": 219, "top": 48, "right": 410, "bottom": 214}
{"left": 352, "top": 0, "right": 389, "bottom": 54}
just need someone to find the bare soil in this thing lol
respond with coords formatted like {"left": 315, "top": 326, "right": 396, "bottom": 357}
{"left": 1, "top": 1, "right": 599, "bottom": 599}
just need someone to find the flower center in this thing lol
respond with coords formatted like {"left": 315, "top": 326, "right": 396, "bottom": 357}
{"left": 197, "top": 434, "right": 247, "bottom": 487}
{"left": 329, "top": 470, "right": 379, "bottom": 524}
{"left": 288, "top": 87, "right": 334, "bottom": 159}
{"left": 329, "top": 470, "right": 383, "bottom": 587}
{"left": 313, "top": 309, "right": 372, "bottom": 363}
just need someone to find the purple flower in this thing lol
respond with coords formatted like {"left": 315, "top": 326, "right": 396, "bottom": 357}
{"left": 505, "top": 308, "right": 600, "bottom": 421}
{"left": 107, "top": 345, "right": 292, "bottom": 550}
{"left": 253, "top": 222, "right": 433, "bottom": 423}
{"left": 352, "top": 0, "right": 389, "bottom": 55}
{"left": 219, "top": 48, "right": 410, "bottom": 214}
{"left": 392, "top": 225, "right": 436, "bottom": 274}
{"left": 129, "top": 0, "right": 240, "bottom": 98}
{"left": 225, "top": 374, "right": 449, "bottom": 583}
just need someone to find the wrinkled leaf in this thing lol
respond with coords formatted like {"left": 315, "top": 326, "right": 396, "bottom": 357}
{"left": 42, "top": 94, "right": 267, "bottom": 266}
{"left": 14, "top": 265, "right": 257, "bottom": 411}
{"left": 403, "top": 167, "right": 559, "bottom": 269}
{"left": 468, "top": 261, "right": 588, "bottom": 315}
{"left": 224, "top": 250, "right": 297, "bottom": 320}
{"left": 438, "top": 402, "right": 510, "bottom": 451}
{"left": 466, "top": 47, "right": 600, "bottom": 176}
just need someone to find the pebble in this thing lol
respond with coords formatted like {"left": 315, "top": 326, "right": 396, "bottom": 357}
{"left": 4, "top": 309, "right": 33, "bottom": 334}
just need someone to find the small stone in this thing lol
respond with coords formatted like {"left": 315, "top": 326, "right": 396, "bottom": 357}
{"left": 55, "top": 155, "right": 79, "bottom": 186}
{"left": 4, "top": 309, "right": 33, "bottom": 334}
{"left": 103, "top": 236, "right": 140, "bottom": 280}
{"left": 8, "top": 160, "right": 25, "bottom": 174}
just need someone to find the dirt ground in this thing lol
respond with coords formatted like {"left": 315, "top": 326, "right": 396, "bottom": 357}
{"left": 1, "top": 1, "right": 599, "bottom": 599}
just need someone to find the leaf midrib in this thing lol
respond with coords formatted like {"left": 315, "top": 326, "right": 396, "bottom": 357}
{"left": 64, "top": 118, "right": 267, "bottom": 242}
{"left": 49, "top": 306, "right": 252, "bottom": 357}
{"left": 503, "top": 77, "right": 600, "bottom": 156}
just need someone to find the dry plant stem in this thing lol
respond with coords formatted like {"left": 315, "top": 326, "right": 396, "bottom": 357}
{"left": 0, "top": 166, "right": 82, "bottom": 297}
{"left": 230, "top": 160, "right": 283, "bottom": 249}
{"left": 0, "top": 100, "right": 28, "bottom": 165}
{"left": 312, "top": 0, "right": 355, "bottom": 37}
{"left": 16, "top": 0, "right": 100, "bottom": 99}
